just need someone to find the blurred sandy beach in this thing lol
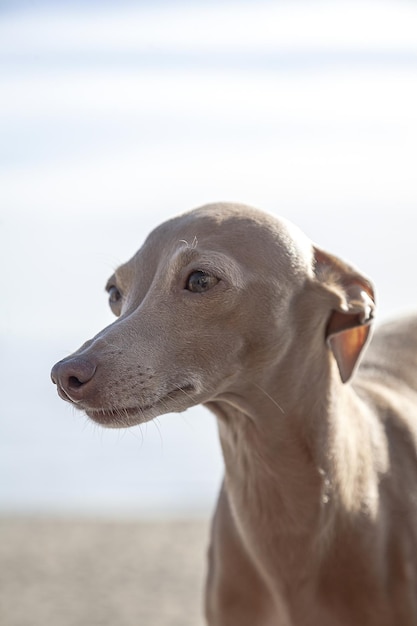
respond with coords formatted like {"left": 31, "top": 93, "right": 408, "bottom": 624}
{"left": 0, "top": 517, "right": 209, "bottom": 626}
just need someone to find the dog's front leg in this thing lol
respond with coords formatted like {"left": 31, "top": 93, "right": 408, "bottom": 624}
{"left": 205, "top": 484, "right": 285, "bottom": 626}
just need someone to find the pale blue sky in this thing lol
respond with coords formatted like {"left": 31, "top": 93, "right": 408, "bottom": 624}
{"left": 1, "top": 0, "right": 416, "bottom": 515}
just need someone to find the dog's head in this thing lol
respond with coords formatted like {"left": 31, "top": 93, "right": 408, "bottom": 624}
{"left": 51, "top": 203, "right": 374, "bottom": 427}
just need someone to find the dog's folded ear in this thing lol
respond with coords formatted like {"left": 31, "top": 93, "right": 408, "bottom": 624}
{"left": 313, "top": 247, "right": 375, "bottom": 383}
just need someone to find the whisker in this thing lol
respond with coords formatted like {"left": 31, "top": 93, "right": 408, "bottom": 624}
{"left": 250, "top": 382, "right": 286, "bottom": 415}
{"left": 126, "top": 421, "right": 145, "bottom": 444}
{"left": 152, "top": 417, "right": 164, "bottom": 450}
{"left": 137, "top": 423, "right": 145, "bottom": 447}
{"left": 172, "top": 383, "right": 195, "bottom": 402}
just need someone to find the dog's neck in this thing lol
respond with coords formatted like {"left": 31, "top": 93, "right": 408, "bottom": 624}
{"left": 205, "top": 364, "right": 377, "bottom": 587}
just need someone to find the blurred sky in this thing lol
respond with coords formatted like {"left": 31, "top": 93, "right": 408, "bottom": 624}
{"left": 1, "top": 0, "right": 416, "bottom": 517}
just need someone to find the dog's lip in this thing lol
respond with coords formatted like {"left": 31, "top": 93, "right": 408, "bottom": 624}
{"left": 84, "top": 384, "right": 196, "bottom": 425}
{"left": 56, "top": 385, "right": 83, "bottom": 404}
{"left": 87, "top": 406, "right": 143, "bottom": 419}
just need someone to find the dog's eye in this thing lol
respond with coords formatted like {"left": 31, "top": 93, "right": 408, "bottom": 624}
{"left": 108, "top": 285, "right": 121, "bottom": 303}
{"left": 186, "top": 271, "right": 219, "bottom": 293}
{"left": 107, "top": 285, "right": 122, "bottom": 307}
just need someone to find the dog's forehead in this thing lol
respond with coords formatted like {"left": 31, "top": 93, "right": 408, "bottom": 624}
{"left": 119, "top": 203, "right": 313, "bottom": 283}
{"left": 153, "top": 204, "right": 312, "bottom": 263}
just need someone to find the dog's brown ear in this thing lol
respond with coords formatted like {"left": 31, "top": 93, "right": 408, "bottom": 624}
{"left": 313, "top": 247, "right": 375, "bottom": 383}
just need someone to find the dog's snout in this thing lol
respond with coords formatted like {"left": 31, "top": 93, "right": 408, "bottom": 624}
{"left": 51, "top": 356, "right": 97, "bottom": 403}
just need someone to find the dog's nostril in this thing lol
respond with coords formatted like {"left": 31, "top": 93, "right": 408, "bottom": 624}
{"left": 51, "top": 356, "right": 97, "bottom": 400}
{"left": 68, "top": 375, "right": 84, "bottom": 390}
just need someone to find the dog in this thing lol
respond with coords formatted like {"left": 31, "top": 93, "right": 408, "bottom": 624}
{"left": 51, "top": 203, "right": 417, "bottom": 625}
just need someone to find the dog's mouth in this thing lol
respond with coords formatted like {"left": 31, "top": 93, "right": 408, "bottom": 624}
{"left": 84, "top": 384, "right": 196, "bottom": 428}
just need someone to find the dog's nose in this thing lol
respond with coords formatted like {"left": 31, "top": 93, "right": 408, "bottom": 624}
{"left": 51, "top": 356, "right": 97, "bottom": 403}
